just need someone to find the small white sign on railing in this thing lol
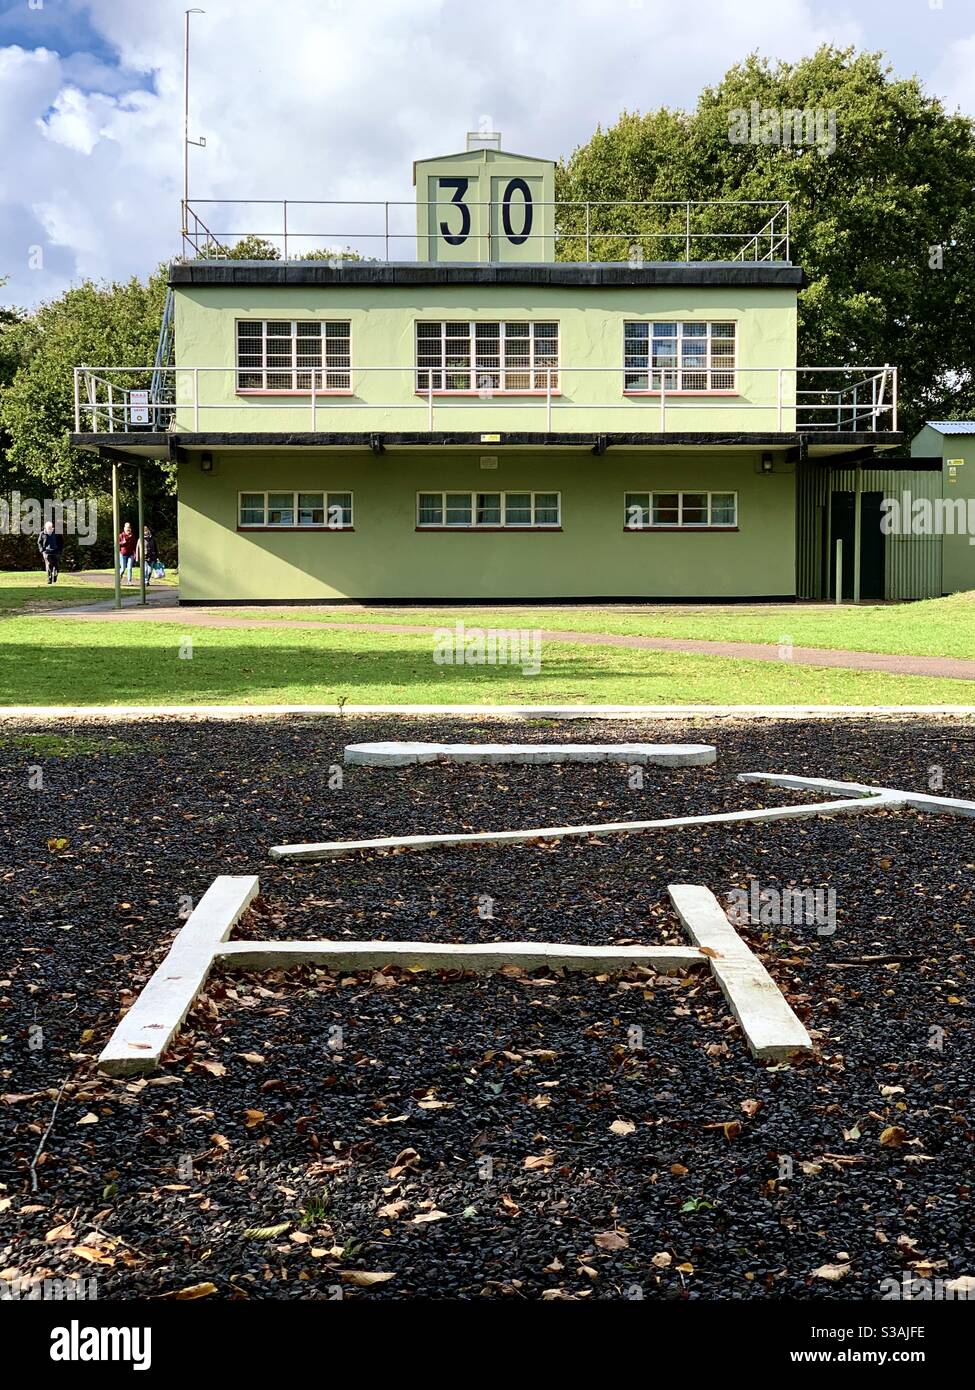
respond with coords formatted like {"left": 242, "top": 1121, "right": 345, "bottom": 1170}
{"left": 128, "top": 390, "right": 150, "bottom": 426}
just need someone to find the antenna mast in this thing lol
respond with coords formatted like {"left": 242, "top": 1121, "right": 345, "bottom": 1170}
{"left": 182, "top": 9, "right": 206, "bottom": 245}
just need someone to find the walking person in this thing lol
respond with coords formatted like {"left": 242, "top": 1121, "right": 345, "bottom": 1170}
{"left": 37, "top": 520, "right": 63, "bottom": 585}
{"left": 137, "top": 525, "right": 159, "bottom": 586}
{"left": 118, "top": 521, "right": 137, "bottom": 585}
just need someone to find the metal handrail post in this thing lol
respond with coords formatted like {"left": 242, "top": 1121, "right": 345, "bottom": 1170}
{"left": 685, "top": 203, "right": 691, "bottom": 262}
{"left": 73, "top": 368, "right": 80, "bottom": 432}
{"left": 777, "top": 368, "right": 783, "bottom": 430}
{"left": 283, "top": 200, "right": 288, "bottom": 261}
{"left": 193, "top": 368, "right": 200, "bottom": 430}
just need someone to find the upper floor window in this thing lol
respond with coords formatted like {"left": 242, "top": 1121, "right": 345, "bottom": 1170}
{"left": 236, "top": 320, "right": 351, "bottom": 393}
{"left": 415, "top": 321, "right": 559, "bottom": 394}
{"left": 624, "top": 491, "right": 738, "bottom": 529}
{"left": 417, "top": 490, "right": 561, "bottom": 528}
{"left": 624, "top": 321, "right": 736, "bottom": 393}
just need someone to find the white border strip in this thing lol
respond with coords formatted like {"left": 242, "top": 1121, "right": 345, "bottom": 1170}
{"left": 2, "top": 704, "right": 975, "bottom": 722}
{"left": 216, "top": 940, "right": 706, "bottom": 974}
{"left": 668, "top": 884, "right": 813, "bottom": 1061}
{"left": 344, "top": 741, "right": 716, "bottom": 766}
{"left": 740, "top": 772, "right": 975, "bottom": 818}
{"left": 269, "top": 784, "right": 899, "bottom": 861}
{"left": 98, "top": 876, "right": 258, "bottom": 1077}
{"left": 270, "top": 775, "right": 975, "bottom": 863}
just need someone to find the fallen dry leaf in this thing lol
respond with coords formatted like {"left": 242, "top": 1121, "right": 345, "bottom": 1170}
{"left": 594, "top": 1230, "right": 628, "bottom": 1251}
{"left": 524, "top": 1152, "right": 556, "bottom": 1170}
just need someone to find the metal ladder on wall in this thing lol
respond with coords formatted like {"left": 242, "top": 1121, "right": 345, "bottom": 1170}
{"left": 149, "top": 287, "right": 175, "bottom": 428}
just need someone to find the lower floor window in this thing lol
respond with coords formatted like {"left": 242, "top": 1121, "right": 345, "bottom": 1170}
{"left": 239, "top": 490, "right": 353, "bottom": 528}
{"left": 625, "top": 490, "right": 737, "bottom": 529}
{"left": 417, "top": 490, "right": 560, "bottom": 528}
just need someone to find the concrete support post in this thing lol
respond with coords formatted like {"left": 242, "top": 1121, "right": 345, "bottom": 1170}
{"left": 137, "top": 466, "right": 146, "bottom": 607}
{"left": 853, "top": 465, "right": 862, "bottom": 604}
{"left": 111, "top": 461, "right": 121, "bottom": 611}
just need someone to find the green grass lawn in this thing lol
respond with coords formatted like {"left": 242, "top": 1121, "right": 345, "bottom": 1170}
{"left": 0, "top": 614, "right": 972, "bottom": 706}
{"left": 0, "top": 568, "right": 179, "bottom": 614}
{"left": 232, "top": 590, "right": 975, "bottom": 660}
{"left": 0, "top": 570, "right": 113, "bottom": 611}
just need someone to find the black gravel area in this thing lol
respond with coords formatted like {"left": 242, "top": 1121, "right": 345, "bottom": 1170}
{"left": 1, "top": 714, "right": 974, "bottom": 1300}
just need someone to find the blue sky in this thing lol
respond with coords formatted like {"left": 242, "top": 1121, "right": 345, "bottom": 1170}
{"left": 1, "top": 0, "right": 973, "bottom": 308}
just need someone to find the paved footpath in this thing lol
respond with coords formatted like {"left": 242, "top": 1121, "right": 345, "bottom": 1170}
{"left": 47, "top": 591, "right": 975, "bottom": 682}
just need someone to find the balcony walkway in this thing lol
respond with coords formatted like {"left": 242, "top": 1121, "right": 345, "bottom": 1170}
{"left": 46, "top": 592, "right": 975, "bottom": 682}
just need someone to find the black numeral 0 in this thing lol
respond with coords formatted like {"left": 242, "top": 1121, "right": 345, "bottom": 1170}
{"left": 501, "top": 177, "right": 533, "bottom": 246}
{"left": 439, "top": 178, "right": 470, "bottom": 245}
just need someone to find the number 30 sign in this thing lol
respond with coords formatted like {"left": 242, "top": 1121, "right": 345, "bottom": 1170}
{"left": 414, "top": 148, "right": 555, "bottom": 263}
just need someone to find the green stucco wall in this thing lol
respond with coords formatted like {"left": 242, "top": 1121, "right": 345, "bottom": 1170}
{"left": 172, "top": 283, "right": 798, "bottom": 436}
{"left": 177, "top": 448, "right": 796, "bottom": 601}
{"left": 911, "top": 426, "right": 975, "bottom": 594}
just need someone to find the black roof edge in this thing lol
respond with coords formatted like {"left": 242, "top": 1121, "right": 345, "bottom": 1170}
{"left": 168, "top": 260, "right": 806, "bottom": 290}
{"left": 71, "top": 429, "right": 900, "bottom": 451}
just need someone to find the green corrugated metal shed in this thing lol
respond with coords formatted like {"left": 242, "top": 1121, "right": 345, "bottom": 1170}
{"left": 797, "top": 460, "right": 943, "bottom": 600}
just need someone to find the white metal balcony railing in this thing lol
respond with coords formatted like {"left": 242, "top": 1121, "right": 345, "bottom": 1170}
{"left": 73, "top": 364, "right": 898, "bottom": 435}
{"left": 182, "top": 197, "right": 790, "bottom": 263}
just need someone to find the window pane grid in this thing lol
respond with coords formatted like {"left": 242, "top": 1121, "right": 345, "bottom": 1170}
{"left": 416, "top": 491, "right": 561, "bottom": 527}
{"left": 236, "top": 321, "right": 352, "bottom": 391}
{"left": 624, "top": 321, "right": 737, "bottom": 392}
{"left": 415, "top": 322, "right": 560, "bottom": 392}
{"left": 624, "top": 491, "right": 738, "bottom": 528}
{"left": 237, "top": 491, "right": 354, "bottom": 528}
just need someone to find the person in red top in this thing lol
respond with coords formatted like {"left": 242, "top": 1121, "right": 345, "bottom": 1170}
{"left": 118, "top": 521, "right": 138, "bottom": 584}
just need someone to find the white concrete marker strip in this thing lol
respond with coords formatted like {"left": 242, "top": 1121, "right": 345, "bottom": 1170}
{"left": 668, "top": 884, "right": 813, "bottom": 1062}
{"left": 96, "top": 877, "right": 717, "bottom": 1076}
{"left": 97, "top": 875, "right": 258, "bottom": 1077}
{"left": 344, "top": 740, "right": 716, "bottom": 767}
{"left": 739, "top": 772, "right": 975, "bottom": 819}
{"left": 3, "top": 704, "right": 975, "bottom": 721}
{"left": 269, "top": 792, "right": 893, "bottom": 861}
{"left": 217, "top": 939, "right": 706, "bottom": 975}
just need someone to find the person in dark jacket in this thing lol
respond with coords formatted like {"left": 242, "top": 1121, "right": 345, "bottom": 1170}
{"left": 137, "top": 526, "right": 159, "bottom": 585}
{"left": 37, "top": 521, "right": 63, "bottom": 584}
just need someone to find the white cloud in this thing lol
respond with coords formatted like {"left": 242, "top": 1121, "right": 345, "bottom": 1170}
{"left": 931, "top": 32, "right": 975, "bottom": 118}
{"left": 1, "top": 0, "right": 960, "bottom": 313}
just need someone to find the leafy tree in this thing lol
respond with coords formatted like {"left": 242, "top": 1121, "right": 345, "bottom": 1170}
{"left": 557, "top": 47, "right": 975, "bottom": 435}
{"left": 1, "top": 269, "right": 169, "bottom": 495}
{"left": 199, "top": 234, "right": 281, "bottom": 260}
{"left": 0, "top": 278, "right": 28, "bottom": 486}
